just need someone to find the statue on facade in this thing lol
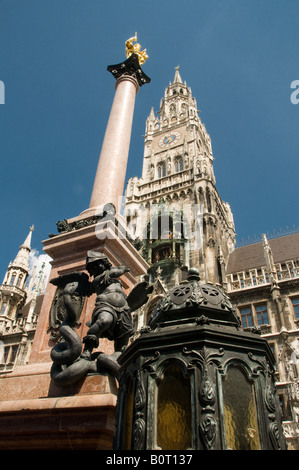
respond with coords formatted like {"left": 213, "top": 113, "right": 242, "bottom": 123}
{"left": 49, "top": 251, "right": 152, "bottom": 386}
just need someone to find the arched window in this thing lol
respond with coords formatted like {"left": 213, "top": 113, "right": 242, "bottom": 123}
{"left": 175, "top": 157, "right": 183, "bottom": 173}
{"left": 10, "top": 273, "right": 16, "bottom": 286}
{"left": 17, "top": 274, "right": 23, "bottom": 288}
{"left": 158, "top": 163, "right": 166, "bottom": 178}
{"left": 0, "top": 302, "right": 7, "bottom": 315}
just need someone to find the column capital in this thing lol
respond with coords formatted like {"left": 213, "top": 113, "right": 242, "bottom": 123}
{"left": 107, "top": 53, "right": 151, "bottom": 88}
{"left": 115, "top": 74, "right": 139, "bottom": 94}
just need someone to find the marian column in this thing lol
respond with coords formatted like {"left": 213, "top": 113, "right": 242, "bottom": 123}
{"left": 0, "top": 37, "right": 151, "bottom": 451}
{"left": 87, "top": 35, "right": 150, "bottom": 215}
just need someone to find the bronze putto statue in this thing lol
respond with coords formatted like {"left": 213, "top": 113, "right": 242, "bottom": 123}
{"left": 49, "top": 251, "right": 152, "bottom": 386}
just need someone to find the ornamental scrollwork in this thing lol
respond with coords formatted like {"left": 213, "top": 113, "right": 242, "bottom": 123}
{"left": 135, "top": 369, "right": 146, "bottom": 412}
{"left": 199, "top": 368, "right": 216, "bottom": 408}
{"left": 183, "top": 346, "right": 224, "bottom": 449}
{"left": 183, "top": 346, "right": 225, "bottom": 372}
{"left": 141, "top": 351, "right": 161, "bottom": 379}
{"left": 132, "top": 413, "right": 146, "bottom": 450}
{"left": 269, "top": 422, "right": 282, "bottom": 450}
{"left": 132, "top": 369, "right": 146, "bottom": 450}
{"left": 199, "top": 414, "right": 217, "bottom": 450}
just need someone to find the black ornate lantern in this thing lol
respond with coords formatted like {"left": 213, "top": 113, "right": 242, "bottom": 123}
{"left": 114, "top": 271, "right": 287, "bottom": 450}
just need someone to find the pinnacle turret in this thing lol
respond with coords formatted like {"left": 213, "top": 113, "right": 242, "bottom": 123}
{"left": 0, "top": 226, "right": 35, "bottom": 319}
{"left": 173, "top": 65, "right": 183, "bottom": 84}
{"left": 12, "top": 225, "right": 34, "bottom": 271}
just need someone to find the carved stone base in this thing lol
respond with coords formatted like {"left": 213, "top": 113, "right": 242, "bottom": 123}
{"left": 0, "top": 362, "right": 118, "bottom": 449}
{"left": 0, "top": 219, "right": 148, "bottom": 449}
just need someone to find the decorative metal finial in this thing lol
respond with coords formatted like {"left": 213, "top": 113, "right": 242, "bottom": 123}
{"left": 125, "top": 33, "right": 149, "bottom": 65}
{"left": 156, "top": 266, "right": 162, "bottom": 278}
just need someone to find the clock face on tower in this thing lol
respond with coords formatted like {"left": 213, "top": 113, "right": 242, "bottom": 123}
{"left": 159, "top": 131, "right": 180, "bottom": 148}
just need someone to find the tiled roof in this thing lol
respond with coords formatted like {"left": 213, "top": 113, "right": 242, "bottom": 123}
{"left": 227, "top": 233, "right": 299, "bottom": 274}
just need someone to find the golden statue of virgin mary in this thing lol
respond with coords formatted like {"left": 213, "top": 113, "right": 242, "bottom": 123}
{"left": 125, "top": 33, "right": 149, "bottom": 65}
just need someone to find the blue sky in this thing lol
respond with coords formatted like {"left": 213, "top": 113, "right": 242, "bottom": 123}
{"left": 0, "top": 0, "right": 298, "bottom": 281}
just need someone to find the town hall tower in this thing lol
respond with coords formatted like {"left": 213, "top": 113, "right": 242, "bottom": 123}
{"left": 125, "top": 67, "right": 235, "bottom": 288}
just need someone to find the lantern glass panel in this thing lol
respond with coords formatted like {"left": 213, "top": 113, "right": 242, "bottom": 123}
{"left": 222, "top": 366, "right": 260, "bottom": 450}
{"left": 122, "top": 376, "right": 134, "bottom": 450}
{"left": 157, "top": 363, "right": 192, "bottom": 450}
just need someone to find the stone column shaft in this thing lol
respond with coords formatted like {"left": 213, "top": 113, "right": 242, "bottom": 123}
{"left": 89, "top": 75, "right": 139, "bottom": 211}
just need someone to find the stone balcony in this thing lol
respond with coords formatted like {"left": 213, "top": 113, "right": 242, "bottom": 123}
{"left": 0, "top": 314, "right": 38, "bottom": 336}
{"left": 0, "top": 284, "right": 26, "bottom": 302}
{"left": 227, "top": 259, "right": 299, "bottom": 292}
{"left": 128, "top": 168, "right": 194, "bottom": 203}
{"left": 282, "top": 420, "right": 299, "bottom": 441}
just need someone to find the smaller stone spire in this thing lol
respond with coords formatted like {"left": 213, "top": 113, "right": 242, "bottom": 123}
{"left": 173, "top": 65, "right": 183, "bottom": 84}
{"left": 21, "top": 225, "right": 34, "bottom": 250}
{"left": 12, "top": 225, "right": 34, "bottom": 271}
{"left": 262, "top": 234, "right": 278, "bottom": 286}
{"left": 148, "top": 106, "right": 155, "bottom": 120}
{"left": 0, "top": 226, "right": 35, "bottom": 319}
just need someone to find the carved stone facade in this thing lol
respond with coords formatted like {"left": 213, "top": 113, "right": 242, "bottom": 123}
{"left": 124, "top": 67, "right": 299, "bottom": 449}
{"left": 0, "top": 227, "right": 49, "bottom": 373}
{"left": 124, "top": 67, "right": 235, "bottom": 292}
{"left": 226, "top": 232, "right": 299, "bottom": 450}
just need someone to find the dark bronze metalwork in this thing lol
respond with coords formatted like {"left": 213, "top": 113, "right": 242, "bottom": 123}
{"left": 49, "top": 251, "right": 152, "bottom": 387}
{"left": 48, "top": 203, "right": 116, "bottom": 237}
{"left": 48, "top": 272, "right": 90, "bottom": 341}
{"left": 107, "top": 53, "right": 151, "bottom": 87}
{"left": 114, "top": 269, "right": 287, "bottom": 450}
